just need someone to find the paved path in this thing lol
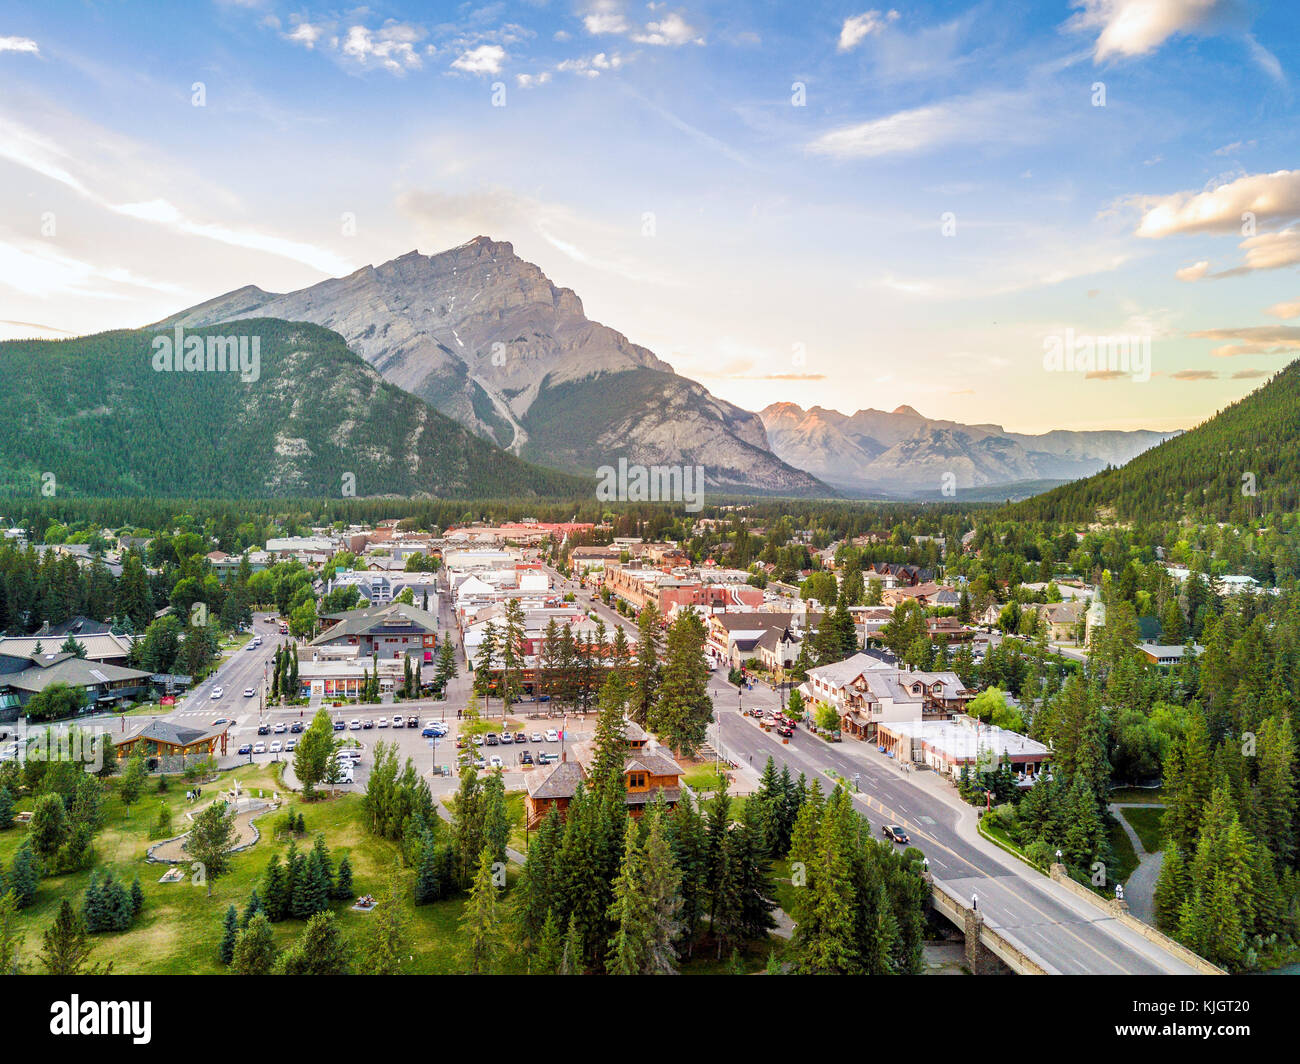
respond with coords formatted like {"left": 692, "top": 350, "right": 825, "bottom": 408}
{"left": 1110, "top": 802, "right": 1166, "bottom": 926}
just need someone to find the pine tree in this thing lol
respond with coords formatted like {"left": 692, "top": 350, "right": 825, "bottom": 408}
{"left": 0, "top": 787, "right": 14, "bottom": 831}
{"left": 41, "top": 899, "right": 108, "bottom": 975}
{"left": 559, "top": 912, "right": 584, "bottom": 975}
{"left": 242, "top": 888, "right": 264, "bottom": 928}
{"left": 219, "top": 904, "right": 239, "bottom": 965}
{"left": 533, "top": 908, "right": 564, "bottom": 975}
{"left": 130, "top": 874, "right": 144, "bottom": 917}
{"left": 641, "top": 805, "right": 683, "bottom": 974}
{"left": 606, "top": 818, "right": 651, "bottom": 974}
{"left": 414, "top": 830, "right": 441, "bottom": 904}
{"left": 82, "top": 874, "right": 106, "bottom": 932}
{"left": 460, "top": 847, "right": 502, "bottom": 975}
{"left": 358, "top": 871, "right": 411, "bottom": 976}
{"left": 274, "top": 910, "right": 349, "bottom": 975}
{"left": 9, "top": 844, "right": 39, "bottom": 909}
{"left": 333, "top": 855, "right": 354, "bottom": 900}
{"left": 230, "top": 912, "right": 278, "bottom": 975}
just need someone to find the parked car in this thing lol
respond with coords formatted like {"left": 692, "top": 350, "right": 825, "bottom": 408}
{"left": 536, "top": 752, "right": 557, "bottom": 765}
{"left": 883, "top": 824, "right": 910, "bottom": 845}
{"left": 290, "top": 721, "right": 304, "bottom": 733}
{"left": 333, "top": 720, "right": 346, "bottom": 731}
{"left": 269, "top": 740, "right": 283, "bottom": 753}
{"left": 472, "top": 734, "right": 484, "bottom": 746}
{"left": 407, "top": 716, "right": 419, "bottom": 728}
{"left": 237, "top": 743, "right": 253, "bottom": 755}
{"left": 285, "top": 739, "right": 297, "bottom": 752}
{"left": 530, "top": 732, "right": 544, "bottom": 743}
{"left": 519, "top": 750, "right": 534, "bottom": 765}
{"left": 545, "top": 730, "right": 559, "bottom": 743}
{"left": 421, "top": 726, "right": 440, "bottom": 738}
{"left": 253, "top": 742, "right": 266, "bottom": 754}
{"left": 485, "top": 733, "right": 499, "bottom": 746}
{"left": 210, "top": 687, "right": 224, "bottom": 700}
{"left": 392, "top": 716, "right": 405, "bottom": 728}
{"left": 257, "top": 724, "right": 270, "bottom": 736}
{"left": 472, "top": 755, "right": 486, "bottom": 769}
{"left": 488, "top": 755, "right": 503, "bottom": 769}
{"left": 273, "top": 722, "right": 287, "bottom": 734}
{"left": 362, "top": 719, "right": 374, "bottom": 730}
{"left": 349, "top": 720, "right": 362, "bottom": 730}
{"left": 514, "top": 732, "right": 529, "bottom": 744}
{"left": 377, "top": 718, "right": 389, "bottom": 728}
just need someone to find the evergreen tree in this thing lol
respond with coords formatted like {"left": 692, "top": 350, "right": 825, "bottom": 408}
{"left": 460, "top": 846, "right": 503, "bottom": 975}
{"left": 219, "top": 904, "right": 239, "bottom": 965}
{"left": 230, "top": 912, "right": 278, "bottom": 975}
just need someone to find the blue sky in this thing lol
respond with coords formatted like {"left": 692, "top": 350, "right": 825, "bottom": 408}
{"left": 2, "top": 0, "right": 1299, "bottom": 433}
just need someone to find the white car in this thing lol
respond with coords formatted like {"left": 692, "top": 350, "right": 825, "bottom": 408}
{"left": 246, "top": 642, "right": 258, "bottom": 651}
{"left": 349, "top": 719, "right": 362, "bottom": 730}
{"left": 392, "top": 716, "right": 405, "bottom": 729}
{"left": 530, "top": 732, "right": 544, "bottom": 743}
{"left": 210, "top": 687, "right": 224, "bottom": 700}
{"left": 269, "top": 740, "right": 283, "bottom": 753}
{"left": 545, "top": 730, "right": 559, "bottom": 743}
{"left": 253, "top": 741, "right": 266, "bottom": 754}
{"left": 376, "top": 718, "right": 389, "bottom": 728}
{"left": 243, "top": 687, "right": 255, "bottom": 698}
{"left": 335, "top": 748, "right": 362, "bottom": 762}
{"left": 488, "top": 755, "right": 503, "bottom": 769}
{"left": 285, "top": 739, "right": 297, "bottom": 752}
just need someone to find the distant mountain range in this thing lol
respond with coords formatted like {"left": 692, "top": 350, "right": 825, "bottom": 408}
{"left": 760, "top": 402, "right": 1177, "bottom": 496}
{"left": 1009, "top": 362, "right": 1300, "bottom": 523}
{"left": 164, "top": 237, "right": 828, "bottom": 497}
{"left": 0, "top": 320, "right": 588, "bottom": 499}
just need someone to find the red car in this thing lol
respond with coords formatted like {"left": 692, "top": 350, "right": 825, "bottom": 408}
{"left": 777, "top": 725, "right": 794, "bottom": 738}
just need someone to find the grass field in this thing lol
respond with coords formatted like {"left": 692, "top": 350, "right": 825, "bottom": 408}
{"left": 1107, "top": 818, "right": 1140, "bottom": 887}
{"left": 0, "top": 765, "right": 505, "bottom": 975}
{"left": 1120, "top": 805, "right": 1166, "bottom": 853}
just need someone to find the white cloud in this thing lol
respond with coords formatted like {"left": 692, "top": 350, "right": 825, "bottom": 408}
{"left": 837, "top": 10, "right": 898, "bottom": 52}
{"left": 0, "top": 36, "right": 39, "bottom": 55}
{"left": 284, "top": 21, "right": 325, "bottom": 49}
{"left": 339, "top": 22, "right": 425, "bottom": 73}
{"left": 632, "top": 12, "right": 704, "bottom": 46}
{"left": 1265, "top": 299, "right": 1300, "bottom": 320}
{"left": 1133, "top": 170, "right": 1300, "bottom": 237}
{"left": 1175, "top": 260, "right": 1210, "bottom": 281}
{"left": 806, "top": 93, "right": 1031, "bottom": 159}
{"left": 556, "top": 52, "right": 626, "bottom": 78}
{"left": 516, "top": 71, "right": 552, "bottom": 88}
{"left": 1068, "top": 0, "right": 1228, "bottom": 60}
{"left": 451, "top": 44, "right": 507, "bottom": 75}
{"left": 0, "top": 112, "right": 353, "bottom": 276}
{"left": 1190, "top": 325, "right": 1300, "bottom": 358}
{"left": 584, "top": 0, "right": 630, "bottom": 36}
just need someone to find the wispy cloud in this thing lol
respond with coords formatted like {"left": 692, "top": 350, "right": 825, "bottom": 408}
{"left": 806, "top": 92, "right": 1035, "bottom": 159}
{"left": 837, "top": 10, "right": 898, "bottom": 52}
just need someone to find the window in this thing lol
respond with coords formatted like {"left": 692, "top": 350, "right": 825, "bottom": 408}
{"left": 627, "top": 772, "right": 647, "bottom": 789}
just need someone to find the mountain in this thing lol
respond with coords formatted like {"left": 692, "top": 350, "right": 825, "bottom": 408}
{"left": 760, "top": 402, "right": 1175, "bottom": 496}
{"left": 0, "top": 319, "right": 589, "bottom": 499}
{"left": 163, "top": 237, "right": 828, "bottom": 496}
{"left": 1008, "top": 363, "right": 1300, "bottom": 523}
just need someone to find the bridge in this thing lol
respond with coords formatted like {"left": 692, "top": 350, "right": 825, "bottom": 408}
{"left": 716, "top": 710, "right": 1223, "bottom": 975}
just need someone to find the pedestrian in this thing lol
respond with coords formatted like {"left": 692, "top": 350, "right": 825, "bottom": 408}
{"left": 971, "top": 893, "right": 978, "bottom": 911}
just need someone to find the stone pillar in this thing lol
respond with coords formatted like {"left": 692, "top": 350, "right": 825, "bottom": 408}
{"left": 962, "top": 909, "right": 1004, "bottom": 975}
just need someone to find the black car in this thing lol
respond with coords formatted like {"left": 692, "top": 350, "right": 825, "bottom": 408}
{"left": 485, "top": 733, "right": 499, "bottom": 746}
{"left": 290, "top": 721, "right": 304, "bottom": 733}
{"left": 257, "top": 725, "right": 271, "bottom": 736}
{"left": 519, "top": 750, "right": 534, "bottom": 765}
{"left": 883, "top": 824, "right": 910, "bottom": 845}
{"left": 362, "top": 719, "right": 374, "bottom": 729}
{"left": 333, "top": 720, "right": 346, "bottom": 731}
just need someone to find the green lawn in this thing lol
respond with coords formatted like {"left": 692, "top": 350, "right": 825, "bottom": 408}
{"left": 1107, "top": 818, "right": 1140, "bottom": 887}
{"left": 0, "top": 764, "right": 500, "bottom": 975}
{"left": 1108, "top": 787, "right": 1166, "bottom": 804}
{"left": 1121, "top": 805, "right": 1166, "bottom": 853}
{"left": 683, "top": 766, "right": 726, "bottom": 792}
